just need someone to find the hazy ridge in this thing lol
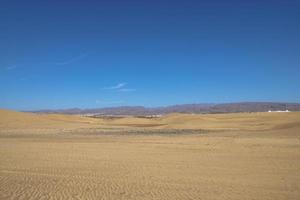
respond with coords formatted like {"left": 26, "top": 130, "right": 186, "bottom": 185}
{"left": 31, "top": 102, "right": 300, "bottom": 115}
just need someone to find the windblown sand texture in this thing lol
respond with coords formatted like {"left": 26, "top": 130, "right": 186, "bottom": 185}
{"left": 0, "top": 109, "right": 299, "bottom": 199}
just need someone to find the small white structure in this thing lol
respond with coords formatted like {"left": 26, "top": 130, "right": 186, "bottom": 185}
{"left": 268, "top": 110, "right": 290, "bottom": 113}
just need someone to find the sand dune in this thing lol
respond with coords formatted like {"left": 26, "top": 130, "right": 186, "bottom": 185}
{"left": 160, "top": 112, "right": 300, "bottom": 131}
{"left": 1, "top": 109, "right": 300, "bottom": 132}
{"left": 0, "top": 109, "right": 300, "bottom": 199}
{"left": 0, "top": 109, "right": 102, "bottom": 131}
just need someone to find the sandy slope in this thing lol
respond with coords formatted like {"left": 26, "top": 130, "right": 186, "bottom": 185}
{"left": 0, "top": 110, "right": 300, "bottom": 199}
{"left": 0, "top": 109, "right": 105, "bottom": 133}
{"left": 1, "top": 109, "right": 300, "bottom": 131}
{"left": 160, "top": 112, "right": 300, "bottom": 131}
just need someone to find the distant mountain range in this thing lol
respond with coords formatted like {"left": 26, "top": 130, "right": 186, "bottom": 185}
{"left": 31, "top": 102, "right": 300, "bottom": 116}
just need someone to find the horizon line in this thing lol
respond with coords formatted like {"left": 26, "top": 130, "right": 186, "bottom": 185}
{"left": 13, "top": 101, "right": 300, "bottom": 112}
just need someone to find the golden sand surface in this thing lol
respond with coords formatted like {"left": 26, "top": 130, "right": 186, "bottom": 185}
{"left": 0, "top": 110, "right": 299, "bottom": 199}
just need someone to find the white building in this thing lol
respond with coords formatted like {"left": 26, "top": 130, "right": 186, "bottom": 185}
{"left": 268, "top": 110, "right": 290, "bottom": 113}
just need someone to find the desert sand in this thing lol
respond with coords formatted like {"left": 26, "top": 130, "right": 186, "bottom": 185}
{"left": 0, "top": 109, "right": 299, "bottom": 199}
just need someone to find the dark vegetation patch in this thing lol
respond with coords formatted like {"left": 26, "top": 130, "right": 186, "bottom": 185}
{"left": 70, "top": 128, "right": 212, "bottom": 136}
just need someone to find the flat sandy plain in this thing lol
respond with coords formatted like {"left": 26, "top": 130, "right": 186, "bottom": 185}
{"left": 0, "top": 110, "right": 300, "bottom": 200}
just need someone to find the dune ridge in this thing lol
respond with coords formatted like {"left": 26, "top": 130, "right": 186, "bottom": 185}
{"left": 1, "top": 109, "right": 300, "bottom": 132}
{"left": 1, "top": 109, "right": 300, "bottom": 199}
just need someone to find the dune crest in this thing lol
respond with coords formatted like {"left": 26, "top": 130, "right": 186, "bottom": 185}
{"left": 1, "top": 109, "right": 300, "bottom": 132}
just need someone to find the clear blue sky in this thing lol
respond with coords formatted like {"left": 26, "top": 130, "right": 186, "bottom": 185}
{"left": 1, "top": 0, "right": 300, "bottom": 110}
